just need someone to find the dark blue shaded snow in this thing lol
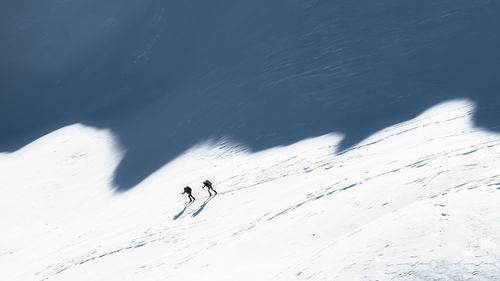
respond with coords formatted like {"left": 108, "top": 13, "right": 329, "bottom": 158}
{"left": 1, "top": 0, "right": 499, "bottom": 191}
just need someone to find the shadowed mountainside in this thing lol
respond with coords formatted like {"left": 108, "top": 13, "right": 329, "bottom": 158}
{"left": 1, "top": 0, "right": 499, "bottom": 191}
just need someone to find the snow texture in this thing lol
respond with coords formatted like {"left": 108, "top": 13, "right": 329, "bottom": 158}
{"left": 1, "top": 1, "right": 500, "bottom": 279}
{"left": 1, "top": 0, "right": 500, "bottom": 190}
{"left": 1, "top": 100, "right": 500, "bottom": 280}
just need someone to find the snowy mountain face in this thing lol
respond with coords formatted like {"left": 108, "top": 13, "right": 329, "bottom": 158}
{"left": 1, "top": 100, "right": 500, "bottom": 280}
{"left": 1, "top": 1, "right": 500, "bottom": 280}
{"left": 1, "top": 0, "right": 500, "bottom": 190}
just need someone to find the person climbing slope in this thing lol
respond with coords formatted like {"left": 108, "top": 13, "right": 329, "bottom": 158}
{"left": 182, "top": 186, "right": 195, "bottom": 202}
{"left": 202, "top": 180, "right": 217, "bottom": 196}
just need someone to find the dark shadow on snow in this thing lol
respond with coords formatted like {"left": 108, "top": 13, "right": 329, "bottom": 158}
{"left": 1, "top": 0, "right": 500, "bottom": 191}
{"left": 192, "top": 196, "right": 216, "bottom": 218}
{"left": 172, "top": 202, "right": 193, "bottom": 220}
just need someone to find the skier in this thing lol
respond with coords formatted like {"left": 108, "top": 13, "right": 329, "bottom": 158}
{"left": 202, "top": 180, "right": 217, "bottom": 196}
{"left": 182, "top": 186, "right": 195, "bottom": 202}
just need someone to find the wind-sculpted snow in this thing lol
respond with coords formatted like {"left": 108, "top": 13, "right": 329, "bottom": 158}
{"left": 1, "top": 0, "right": 500, "bottom": 190}
{"left": 1, "top": 100, "right": 500, "bottom": 280}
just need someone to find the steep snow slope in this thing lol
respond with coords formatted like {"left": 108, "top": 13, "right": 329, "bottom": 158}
{"left": 2, "top": 0, "right": 500, "bottom": 190}
{"left": 1, "top": 100, "right": 500, "bottom": 280}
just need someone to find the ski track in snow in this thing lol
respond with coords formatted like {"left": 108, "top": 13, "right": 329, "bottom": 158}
{"left": 2, "top": 100, "right": 500, "bottom": 280}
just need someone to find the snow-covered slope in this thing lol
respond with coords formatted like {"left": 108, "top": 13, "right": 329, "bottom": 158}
{"left": 2, "top": 0, "right": 500, "bottom": 191}
{"left": 2, "top": 99, "right": 500, "bottom": 280}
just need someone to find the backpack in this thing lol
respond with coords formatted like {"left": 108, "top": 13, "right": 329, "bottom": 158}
{"left": 204, "top": 180, "right": 212, "bottom": 187}
{"left": 184, "top": 186, "right": 192, "bottom": 193}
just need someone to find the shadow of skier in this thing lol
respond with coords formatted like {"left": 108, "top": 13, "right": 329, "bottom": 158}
{"left": 172, "top": 202, "right": 193, "bottom": 220}
{"left": 192, "top": 196, "right": 216, "bottom": 217}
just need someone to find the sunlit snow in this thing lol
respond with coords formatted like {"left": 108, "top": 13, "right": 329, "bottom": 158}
{"left": 1, "top": 99, "right": 500, "bottom": 280}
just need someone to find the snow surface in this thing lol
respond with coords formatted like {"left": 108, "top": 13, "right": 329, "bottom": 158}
{"left": 1, "top": 99, "right": 500, "bottom": 280}
{"left": 2, "top": 0, "right": 500, "bottom": 191}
